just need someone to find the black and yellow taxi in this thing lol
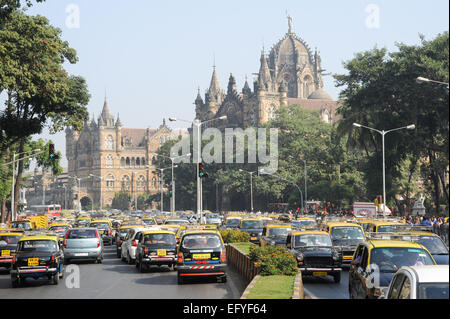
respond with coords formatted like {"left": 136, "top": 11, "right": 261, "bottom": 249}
{"left": 0, "top": 229, "right": 24, "bottom": 271}
{"left": 365, "top": 220, "right": 410, "bottom": 233}
{"left": 286, "top": 230, "right": 343, "bottom": 283}
{"left": 135, "top": 230, "right": 177, "bottom": 272}
{"left": 10, "top": 232, "right": 64, "bottom": 287}
{"left": 223, "top": 216, "right": 242, "bottom": 229}
{"left": 10, "top": 220, "right": 33, "bottom": 231}
{"left": 238, "top": 218, "right": 264, "bottom": 244}
{"left": 142, "top": 217, "right": 158, "bottom": 226}
{"left": 177, "top": 229, "right": 227, "bottom": 284}
{"left": 89, "top": 219, "right": 113, "bottom": 245}
{"left": 291, "top": 217, "right": 318, "bottom": 230}
{"left": 321, "top": 221, "right": 366, "bottom": 264}
{"left": 259, "top": 224, "right": 292, "bottom": 248}
{"left": 395, "top": 230, "right": 448, "bottom": 265}
{"left": 354, "top": 218, "right": 375, "bottom": 232}
{"left": 349, "top": 234, "right": 436, "bottom": 299}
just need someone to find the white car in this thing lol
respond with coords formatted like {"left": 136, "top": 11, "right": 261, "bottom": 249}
{"left": 120, "top": 227, "right": 148, "bottom": 265}
{"left": 385, "top": 265, "right": 449, "bottom": 299}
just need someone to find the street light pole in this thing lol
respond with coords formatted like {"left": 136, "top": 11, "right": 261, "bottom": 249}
{"left": 239, "top": 169, "right": 256, "bottom": 212}
{"left": 353, "top": 123, "right": 415, "bottom": 218}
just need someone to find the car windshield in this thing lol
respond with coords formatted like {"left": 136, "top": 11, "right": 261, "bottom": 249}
{"left": 418, "top": 283, "right": 449, "bottom": 299}
{"left": 370, "top": 247, "right": 435, "bottom": 273}
{"left": 0, "top": 235, "right": 20, "bottom": 245}
{"left": 67, "top": 229, "right": 97, "bottom": 239}
{"left": 267, "top": 227, "right": 292, "bottom": 237}
{"left": 123, "top": 221, "right": 141, "bottom": 226}
{"left": 143, "top": 219, "right": 156, "bottom": 225}
{"left": 417, "top": 236, "right": 449, "bottom": 255}
{"left": 11, "top": 222, "right": 31, "bottom": 230}
{"left": 241, "top": 220, "right": 262, "bottom": 229}
{"left": 18, "top": 240, "right": 57, "bottom": 252}
{"left": 330, "top": 226, "right": 365, "bottom": 243}
{"left": 90, "top": 222, "right": 110, "bottom": 229}
{"left": 226, "top": 219, "right": 241, "bottom": 225}
{"left": 165, "top": 220, "right": 189, "bottom": 225}
{"left": 294, "top": 234, "right": 332, "bottom": 247}
{"left": 207, "top": 214, "right": 220, "bottom": 219}
{"left": 378, "top": 224, "right": 410, "bottom": 232}
{"left": 182, "top": 234, "right": 223, "bottom": 249}
{"left": 143, "top": 233, "right": 176, "bottom": 246}
{"left": 292, "top": 220, "right": 317, "bottom": 228}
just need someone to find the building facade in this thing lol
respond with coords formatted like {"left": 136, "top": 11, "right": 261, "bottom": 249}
{"left": 64, "top": 98, "right": 177, "bottom": 209}
{"left": 195, "top": 16, "right": 338, "bottom": 128}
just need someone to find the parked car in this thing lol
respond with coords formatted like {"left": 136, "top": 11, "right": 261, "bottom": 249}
{"left": 63, "top": 228, "right": 103, "bottom": 264}
{"left": 385, "top": 265, "right": 449, "bottom": 299}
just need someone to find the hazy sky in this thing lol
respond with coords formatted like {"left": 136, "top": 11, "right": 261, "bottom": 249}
{"left": 16, "top": 0, "right": 450, "bottom": 168}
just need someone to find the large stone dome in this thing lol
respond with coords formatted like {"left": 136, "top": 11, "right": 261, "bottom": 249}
{"left": 307, "top": 88, "right": 333, "bottom": 100}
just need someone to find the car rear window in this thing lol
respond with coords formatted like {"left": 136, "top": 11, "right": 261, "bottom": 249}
{"left": 143, "top": 233, "right": 176, "bottom": 245}
{"left": 90, "top": 222, "right": 110, "bottom": 229}
{"left": 68, "top": 229, "right": 97, "bottom": 239}
{"left": 241, "top": 220, "right": 263, "bottom": 229}
{"left": 0, "top": 235, "right": 20, "bottom": 245}
{"left": 18, "top": 240, "right": 57, "bottom": 252}
{"left": 182, "top": 234, "right": 223, "bottom": 249}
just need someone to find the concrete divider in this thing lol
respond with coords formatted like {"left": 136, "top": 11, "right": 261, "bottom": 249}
{"left": 225, "top": 244, "right": 259, "bottom": 284}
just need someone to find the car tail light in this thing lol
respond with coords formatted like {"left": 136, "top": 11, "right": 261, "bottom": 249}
{"left": 144, "top": 247, "right": 148, "bottom": 255}
{"left": 51, "top": 255, "right": 55, "bottom": 263}
{"left": 177, "top": 252, "right": 183, "bottom": 263}
{"left": 132, "top": 240, "right": 138, "bottom": 247}
{"left": 12, "top": 255, "right": 15, "bottom": 264}
{"left": 64, "top": 231, "right": 70, "bottom": 248}
{"left": 96, "top": 230, "right": 100, "bottom": 247}
{"left": 220, "top": 251, "right": 226, "bottom": 262}
{"left": 108, "top": 229, "right": 112, "bottom": 236}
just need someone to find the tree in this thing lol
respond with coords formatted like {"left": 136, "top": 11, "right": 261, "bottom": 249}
{"left": 334, "top": 32, "right": 449, "bottom": 214}
{"left": 0, "top": 9, "right": 90, "bottom": 216}
{"left": 111, "top": 192, "right": 131, "bottom": 211}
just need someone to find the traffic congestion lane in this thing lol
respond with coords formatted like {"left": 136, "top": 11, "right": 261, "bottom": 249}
{"left": 0, "top": 245, "right": 247, "bottom": 299}
{"left": 302, "top": 268, "right": 350, "bottom": 299}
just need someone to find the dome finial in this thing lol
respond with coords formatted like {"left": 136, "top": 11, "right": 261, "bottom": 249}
{"left": 286, "top": 11, "right": 293, "bottom": 33}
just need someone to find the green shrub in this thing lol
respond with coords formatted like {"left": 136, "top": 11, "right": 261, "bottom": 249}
{"left": 249, "top": 245, "right": 298, "bottom": 276}
{"left": 220, "top": 229, "right": 250, "bottom": 243}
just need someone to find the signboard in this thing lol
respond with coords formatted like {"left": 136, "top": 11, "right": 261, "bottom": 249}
{"left": 353, "top": 202, "right": 378, "bottom": 218}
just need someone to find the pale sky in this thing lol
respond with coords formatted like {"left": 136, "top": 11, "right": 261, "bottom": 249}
{"left": 10, "top": 0, "right": 450, "bottom": 169}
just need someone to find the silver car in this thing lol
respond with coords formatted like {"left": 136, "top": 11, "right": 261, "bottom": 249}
{"left": 63, "top": 228, "right": 104, "bottom": 264}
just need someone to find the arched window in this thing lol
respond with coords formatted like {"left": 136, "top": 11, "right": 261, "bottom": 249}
{"left": 121, "top": 175, "right": 130, "bottom": 191}
{"left": 136, "top": 157, "right": 140, "bottom": 167}
{"left": 106, "top": 155, "right": 114, "bottom": 168}
{"left": 137, "top": 175, "right": 145, "bottom": 190}
{"left": 266, "top": 104, "right": 277, "bottom": 121}
{"left": 131, "top": 157, "right": 136, "bottom": 167}
{"left": 151, "top": 177, "right": 157, "bottom": 189}
{"left": 105, "top": 135, "right": 114, "bottom": 150}
{"left": 120, "top": 157, "right": 125, "bottom": 167}
{"left": 141, "top": 158, "right": 146, "bottom": 166}
{"left": 302, "top": 75, "right": 314, "bottom": 98}
{"left": 126, "top": 157, "right": 130, "bottom": 167}
{"left": 106, "top": 174, "right": 115, "bottom": 190}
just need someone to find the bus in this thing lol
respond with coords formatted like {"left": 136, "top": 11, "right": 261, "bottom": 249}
{"left": 28, "top": 204, "right": 62, "bottom": 217}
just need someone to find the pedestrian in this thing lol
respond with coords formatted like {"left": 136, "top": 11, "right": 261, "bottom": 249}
{"left": 421, "top": 217, "right": 432, "bottom": 227}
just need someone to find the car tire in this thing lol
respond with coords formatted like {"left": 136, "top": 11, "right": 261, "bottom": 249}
{"left": 127, "top": 252, "right": 133, "bottom": 265}
{"left": 11, "top": 277, "right": 20, "bottom": 288}
{"left": 51, "top": 273, "right": 59, "bottom": 285}
{"left": 219, "top": 275, "right": 227, "bottom": 283}
{"left": 139, "top": 259, "right": 145, "bottom": 273}
{"left": 333, "top": 272, "right": 341, "bottom": 283}
{"left": 177, "top": 274, "right": 184, "bottom": 285}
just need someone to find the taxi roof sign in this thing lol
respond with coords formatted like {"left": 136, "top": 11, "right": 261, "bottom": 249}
{"left": 366, "top": 232, "right": 422, "bottom": 242}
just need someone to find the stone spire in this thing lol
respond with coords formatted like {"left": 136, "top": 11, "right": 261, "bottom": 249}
{"left": 195, "top": 87, "right": 203, "bottom": 104}
{"left": 99, "top": 95, "right": 114, "bottom": 127}
{"left": 258, "top": 49, "right": 272, "bottom": 91}
{"left": 208, "top": 65, "right": 221, "bottom": 99}
{"left": 227, "top": 73, "right": 237, "bottom": 94}
{"left": 242, "top": 75, "right": 251, "bottom": 95}
{"left": 115, "top": 113, "right": 122, "bottom": 127}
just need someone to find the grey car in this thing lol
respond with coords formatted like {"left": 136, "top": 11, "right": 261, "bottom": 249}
{"left": 63, "top": 228, "right": 104, "bottom": 264}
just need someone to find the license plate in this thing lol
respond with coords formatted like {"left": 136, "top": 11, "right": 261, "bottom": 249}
{"left": 251, "top": 237, "right": 257, "bottom": 240}
{"left": 157, "top": 249, "right": 166, "bottom": 256}
{"left": 193, "top": 253, "right": 211, "bottom": 260}
{"left": 74, "top": 253, "right": 89, "bottom": 257}
{"left": 1, "top": 250, "right": 10, "bottom": 257}
{"left": 28, "top": 258, "right": 39, "bottom": 266}
{"left": 313, "top": 272, "right": 328, "bottom": 277}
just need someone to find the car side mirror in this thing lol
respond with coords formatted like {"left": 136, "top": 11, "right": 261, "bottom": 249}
{"left": 0, "top": 240, "right": 7, "bottom": 247}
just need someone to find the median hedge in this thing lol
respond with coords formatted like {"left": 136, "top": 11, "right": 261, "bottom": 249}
{"left": 249, "top": 245, "right": 298, "bottom": 276}
{"left": 220, "top": 229, "right": 250, "bottom": 243}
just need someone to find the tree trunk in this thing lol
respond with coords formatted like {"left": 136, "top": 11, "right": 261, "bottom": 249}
{"left": 428, "top": 150, "right": 441, "bottom": 215}
{"left": 13, "top": 138, "right": 26, "bottom": 219}
{"left": 1, "top": 196, "right": 6, "bottom": 224}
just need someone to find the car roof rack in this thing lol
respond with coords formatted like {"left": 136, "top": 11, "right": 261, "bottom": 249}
{"left": 23, "top": 230, "right": 58, "bottom": 237}
{"left": 366, "top": 232, "right": 421, "bottom": 242}
{"left": 0, "top": 228, "right": 25, "bottom": 233}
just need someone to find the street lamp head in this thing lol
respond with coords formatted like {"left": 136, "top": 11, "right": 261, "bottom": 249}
{"left": 218, "top": 116, "right": 227, "bottom": 120}
{"left": 416, "top": 77, "right": 430, "bottom": 84}
{"left": 407, "top": 124, "right": 416, "bottom": 130}
{"left": 168, "top": 117, "right": 177, "bottom": 122}
{"left": 353, "top": 123, "right": 362, "bottom": 128}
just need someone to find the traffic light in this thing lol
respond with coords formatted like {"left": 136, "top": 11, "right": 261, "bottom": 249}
{"left": 169, "top": 184, "right": 173, "bottom": 197}
{"left": 48, "top": 143, "right": 60, "bottom": 160}
{"left": 198, "top": 162, "right": 208, "bottom": 178}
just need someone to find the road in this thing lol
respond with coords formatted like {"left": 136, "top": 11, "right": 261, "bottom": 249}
{"left": 302, "top": 268, "right": 350, "bottom": 299}
{"left": 0, "top": 245, "right": 247, "bottom": 299}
